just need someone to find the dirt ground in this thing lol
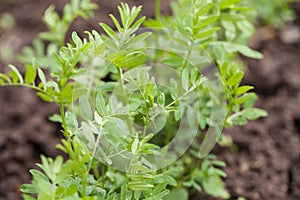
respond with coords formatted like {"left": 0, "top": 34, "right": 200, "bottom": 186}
{"left": 0, "top": 1, "right": 300, "bottom": 200}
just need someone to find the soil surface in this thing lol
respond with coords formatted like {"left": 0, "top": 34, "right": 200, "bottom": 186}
{"left": 0, "top": 1, "right": 300, "bottom": 200}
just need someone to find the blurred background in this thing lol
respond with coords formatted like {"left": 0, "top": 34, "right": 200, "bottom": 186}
{"left": 0, "top": 0, "right": 299, "bottom": 199}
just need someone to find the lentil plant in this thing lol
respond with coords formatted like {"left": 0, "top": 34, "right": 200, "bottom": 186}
{"left": 0, "top": 0, "right": 267, "bottom": 199}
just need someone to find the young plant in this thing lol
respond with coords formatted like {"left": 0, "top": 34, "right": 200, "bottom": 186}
{"left": 245, "top": 0, "right": 295, "bottom": 28}
{"left": 0, "top": 0, "right": 267, "bottom": 199}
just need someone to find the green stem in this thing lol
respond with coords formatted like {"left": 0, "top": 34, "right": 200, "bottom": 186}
{"left": 93, "top": 162, "right": 100, "bottom": 179}
{"left": 59, "top": 104, "right": 69, "bottom": 140}
{"left": 155, "top": 0, "right": 161, "bottom": 20}
{"left": 122, "top": 175, "right": 129, "bottom": 200}
{"left": 142, "top": 110, "right": 149, "bottom": 137}
{"left": 117, "top": 67, "right": 126, "bottom": 103}
{"left": 164, "top": 113, "right": 172, "bottom": 145}
{"left": 182, "top": 39, "right": 194, "bottom": 69}
{"left": 182, "top": 0, "right": 197, "bottom": 69}
{"left": 82, "top": 125, "right": 103, "bottom": 196}
{"left": 101, "top": 164, "right": 106, "bottom": 187}
{"left": 190, "top": 157, "right": 204, "bottom": 175}
{"left": 117, "top": 67, "right": 134, "bottom": 134}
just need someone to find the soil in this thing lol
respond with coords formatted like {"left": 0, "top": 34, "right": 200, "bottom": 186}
{"left": 0, "top": 1, "right": 299, "bottom": 200}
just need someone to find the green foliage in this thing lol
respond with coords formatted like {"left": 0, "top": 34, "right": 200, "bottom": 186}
{"left": 18, "top": 0, "right": 98, "bottom": 69}
{"left": 245, "top": 0, "right": 295, "bottom": 28}
{"left": 0, "top": 0, "right": 270, "bottom": 199}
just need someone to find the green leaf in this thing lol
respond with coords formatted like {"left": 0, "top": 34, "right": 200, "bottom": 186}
{"left": 0, "top": 73, "right": 11, "bottom": 84}
{"left": 194, "top": 15, "right": 218, "bottom": 33}
{"left": 100, "top": 23, "right": 116, "bottom": 38}
{"left": 126, "top": 32, "right": 152, "bottom": 47}
{"left": 227, "top": 71, "right": 244, "bottom": 86}
{"left": 235, "top": 85, "right": 253, "bottom": 96}
{"left": 80, "top": 122, "right": 96, "bottom": 148}
{"left": 196, "top": 27, "right": 220, "bottom": 39}
{"left": 22, "top": 194, "right": 36, "bottom": 200}
{"left": 211, "top": 42, "right": 263, "bottom": 59}
{"left": 157, "top": 92, "right": 165, "bottom": 107}
{"left": 222, "top": 20, "right": 236, "bottom": 41}
{"left": 128, "top": 6, "right": 143, "bottom": 28}
{"left": 8, "top": 65, "right": 23, "bottom": 84}
{"left": 94, "top": 111, "right": 103, "bottom": 125}
{"left": 234, "top": 92, "right": 257, "bottom": 106}
{"left": 162, "top": 174, "right": 177, "bottom": 186}
{"left": 143, "top": 19, "right": 163, "bottom": 28}
{"left": 53, "top": 156, "right": 63, "bottom": 173}
{"left": 112, "top": 51, "right": 145, "bottom": 69}
{"left": 71, "top": 31, "right": 83, "bottom": 48}
{"left": 55, "top": 186, "right": 65, "bottom": 196}
{"left": 30, "top": 169, "right": 49, "bottom": 182}
{"left": 21, "top": 184, "right": 37, "bottom": 194}
{"left": 202, "top": 175, "right": 230, "bottom": 199}
{"left": 65, "top": 183, "right": 78, "bottom": 196}
{"left": 79, "top": 95, "right": 93, "bottom": 120}
{"left": 118, "top": 4, "right": 126, "bottom": 28}
{"left": 131, "top": 137, "right": 139, "bottom": 154}
{"left": 213, "top": 168, "right": 227, "bottom": 178}
{"left": 140, "top": 133, "right": 154, "bottom": 145}
{"left": 232, "top": 116, "right": 248, "bottom": 125}
{"left": 95, "top": 43, "right": 106, "bottom": 55}
{"left": 237, "top": 45, "right": 263, "bottom": 59}
{"left": 211, "top": 160, "right": 226, "bottom": 167}
{"left": 36, "top": 92, "right": 52, "bottom": 102}
{"left": 96, "top": 92, "right": 106, "bottom": 116}
{"left": 128, "top": 182, "right": 154, "bottom": 191}
{"left": 170, "top": 79, "right": 178, "bottom": 100}
{"left": 25, "top": 64, "right": 37, "bottom": 84}
{"left": 174, "top": 107, "right": 182, "bottom": 121}
{"left": 109, "top": 14, "right": 122, "bottom": 32}
{"left": 72, "top": 85, "right": 88, "bottom": 102}
{"left": 190, "top": 67, "right": 199, "bottom": 85}
{"left": 37, "top": 68, "right": 47, "bottom": 89}
{"left": 48, "top": 114, "right": 62, "bottom": 123}
{"left": 196, "top": 3, "right": 213, "bottom": 18}
{"left": 199, "top": 118, "right": 206, "bottom": 130}
{"left": 181, "top": 68, "right": 189, "bottom": 91}
{"left": 220, "top": 0, "right": 241, "bottom": 9}
{"left": 97, "top": 82, "right": 118, "bottom": 92}
{"left": 69, "top": 160, "right": 86, "bottom": 175}
{"left": 106, "top": 51, "right": 126, "bottom": 63}
{"left": 242, "top": 108, "right": 268, "bottom": 120}
{"left": 66, "top": 111, "right": 78, "bottom": 132}
{"left": 162, "top": 57, "right": 183, "bottom": 68}
{"left": 163, "top": 188, "right": 188, "bottom": 200}
{"left": 130, "top": 16, "right": 146, "bottom": 33}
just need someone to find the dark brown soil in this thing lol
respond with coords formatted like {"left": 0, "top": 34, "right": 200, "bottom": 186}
{"left": 0, "top": 1, "right": 300, "bottom": 200}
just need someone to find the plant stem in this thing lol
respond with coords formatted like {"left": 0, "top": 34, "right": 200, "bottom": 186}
{"left": 190, "top": 157, "right": 204, "bottom": 175}
{"left": 117, "top": 67, "right": 134, "bottom": 134}
{"left": 117, "top": 68, "right": 126, "bottom": 99}
{"left": 155, "top": 0, "right": 161, "bottom": 20}
{"left": 182, "top": 40, "right": 194, "bottom": 69}
{"left": 93, "top": 162, "right": 100, "bottom": 179}
{"left": 142, "top": 109, "right": 149, "bottom": 137}
{"left": 59, "top": 103, "right": 70, "bottom": 141}
{"left": 101, "top": 164, "right": 106, "bottom": 187}
{"left": 164, "top": 113, "right": 172, "bottom": 145}
{"left": 182, "top": 0, "right": 197, "bottom": 69}
{"left": 122, "top": 175, "right": 129, "bottom": 200}
{"left": 83, "top": 126, "right": 103, "bottom": 196}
